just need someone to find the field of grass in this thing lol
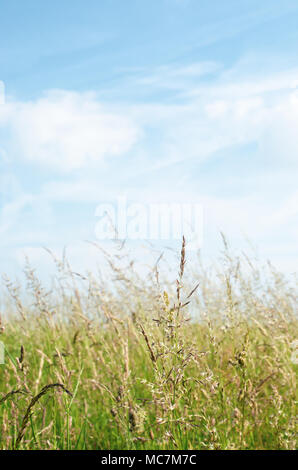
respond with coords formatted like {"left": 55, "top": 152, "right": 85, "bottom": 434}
{"left": 0, "top": 238, "right": 297, "bottom": 450}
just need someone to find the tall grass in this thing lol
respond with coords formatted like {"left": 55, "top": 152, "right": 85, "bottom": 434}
{"left": 0, "top": 239, "right": 297, "bottom": 450}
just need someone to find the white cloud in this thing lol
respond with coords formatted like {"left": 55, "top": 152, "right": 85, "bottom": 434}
{"left": 0, "top": 90, "right": 139, "bottom": 171}
{"left": 128, "top": 65, "right": 298, "bottom": 172}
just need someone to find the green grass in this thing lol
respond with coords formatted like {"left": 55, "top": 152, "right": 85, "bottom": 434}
{"left": 0, "top": 240, "right": 297, "bottom": 450}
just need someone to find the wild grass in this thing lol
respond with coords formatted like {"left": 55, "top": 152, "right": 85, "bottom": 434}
{"left": 0, "top": 238, "right": 297, "bottom": 450}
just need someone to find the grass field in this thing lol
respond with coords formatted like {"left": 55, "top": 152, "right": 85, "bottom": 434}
{"left": 0, "top": 238, "right": 297, "bottom": 450}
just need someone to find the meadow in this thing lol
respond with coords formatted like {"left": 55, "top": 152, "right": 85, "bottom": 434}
{"left": 0, "top": 237, "right": 297, "bottom": 450}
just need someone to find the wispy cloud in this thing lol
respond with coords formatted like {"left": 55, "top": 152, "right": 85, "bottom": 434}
{"left": 135, "top": 62, "right": 221, "bottom": 90}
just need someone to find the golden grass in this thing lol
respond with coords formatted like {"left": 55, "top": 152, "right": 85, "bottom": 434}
{"left": 0, "top": 239, "right": 297, "bottom": 450}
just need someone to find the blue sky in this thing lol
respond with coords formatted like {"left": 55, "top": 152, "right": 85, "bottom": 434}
{"left": 0, "top": 0, "right": 298, "bottom": 277}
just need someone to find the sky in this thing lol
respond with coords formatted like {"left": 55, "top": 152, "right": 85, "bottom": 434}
{"left": 0, "top": 0, "right": 298, "bottom": 279}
